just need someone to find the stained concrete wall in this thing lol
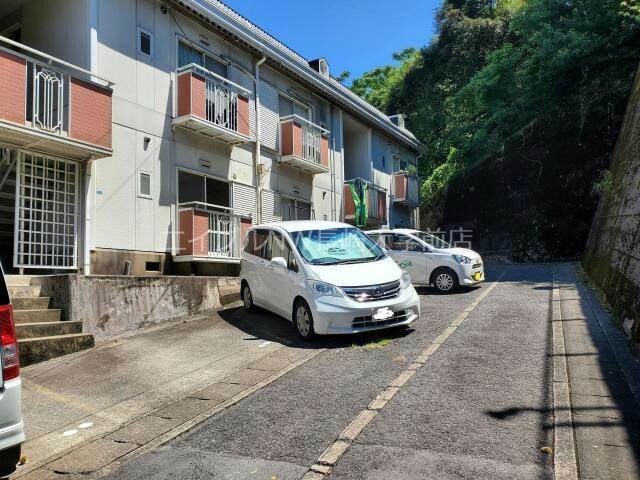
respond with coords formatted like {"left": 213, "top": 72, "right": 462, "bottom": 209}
{"left": 32, "top": 275, "right": 238, "bottom": 339}
{"left": 583, "top": 66, "right": 640, "bottom": 349}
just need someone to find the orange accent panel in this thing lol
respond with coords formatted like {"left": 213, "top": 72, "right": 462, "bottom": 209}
{"left": 378, "top": 190, "right": 387, "bottom": 222}
{"left": 0, "top": 51, "right": 26, "bottom": 125}
{"left": 191, "top": 74, "right": 206, "bottom": 120}
{"left": 281, "top": 120, "right": 294, "bottom": 156}
{"left": 343, "top": 184, "right": 355, "bottom": 217}
{"left": 177, "top": 72, "right": 192, "bottom": 118}
{"left": 240, "top": 216, "right": 252, "bottom": 246}
{"left": 394, "top": 173, "right": 406, "bottom": 201}
{"left": 237, "top": 95, "right": 250, "bottom": 136}
{"left": 179, "top": 210, "right": 194, "bottom": 255}
{"left": 70, "top": 78, "right": 112, "bottom": 148}
{"left": 321, "top": 136, "right": 329, "bottom": 168}
{"left": 192, "top": 211, "right": 209, "bottom": 256}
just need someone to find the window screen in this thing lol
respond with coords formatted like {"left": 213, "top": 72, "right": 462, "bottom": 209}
{"left": 139, "top": 30, "right": 152, "bottom": 56}
{"left": 138, "top": 171, "right": 151, "bottom": 197}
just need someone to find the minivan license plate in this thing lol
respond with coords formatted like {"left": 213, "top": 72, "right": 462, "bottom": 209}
{"left": 373, "top": 307, "right": 394, "bottom": 321}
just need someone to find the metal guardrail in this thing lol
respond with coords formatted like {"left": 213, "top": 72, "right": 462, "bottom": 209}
{"left": 178, "top": 202, "right": 247, "bottom": 259}
{"left": 177, "top": 63, "right": 251, "bottom": 134}
{"left": 280, "top": 114, "right": 328, "bottom": 166}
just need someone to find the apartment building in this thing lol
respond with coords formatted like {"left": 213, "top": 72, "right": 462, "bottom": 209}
{"left": 0, "top": 0, "right": 421, "bottom": 277}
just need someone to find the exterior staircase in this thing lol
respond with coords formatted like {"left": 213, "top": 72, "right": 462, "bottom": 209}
{"left": 6, "top": 275, "right": 95, "bottom": 366}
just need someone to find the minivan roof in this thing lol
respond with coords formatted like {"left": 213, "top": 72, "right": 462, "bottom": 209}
{"left": 251, "top": 220, "right": 354, "bottom": 233}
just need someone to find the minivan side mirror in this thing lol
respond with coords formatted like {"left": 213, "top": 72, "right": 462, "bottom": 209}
{"left": 270, "top": 256, "right": 287, "bottom": 269}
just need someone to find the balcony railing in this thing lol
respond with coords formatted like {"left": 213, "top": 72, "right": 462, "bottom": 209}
{"left": 0, "top": 37, "right": 113, "bottom": 159}
{"left": 174, "top": 64, "right": 251, "bottom": 144}
{"left": 393, "top": 171, "right": 420, "bottom": 206}
{"left": 177, "top": 202, "right": 252, "bottom": 262}
{"left": 344, "top": 178, "right": 387, "bottom": 227}
{"left": 279, "top": 115, "right": 330, "bottom": 174}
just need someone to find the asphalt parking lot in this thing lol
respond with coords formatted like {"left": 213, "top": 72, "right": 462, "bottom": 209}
{"left": 104, "top": 264, "right": 560, "bottom": 480}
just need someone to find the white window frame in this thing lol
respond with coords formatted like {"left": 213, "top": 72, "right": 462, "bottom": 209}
{"left": 176, "top": 167, "right": 231, "bottom": 208}
{"left": 138, "top": 26, "right": 154, "bottom": 58}
{"left": 278, "top": 92, "right": 312, "bottom": 121}
{"left": 137, "top": 170, "right": 153, "bottom": 199}
{"left": 280, "top": 194, "right": 313, "bottom": 221}
{"left": 176, "top": 37, "right": 229, "bottom": 75}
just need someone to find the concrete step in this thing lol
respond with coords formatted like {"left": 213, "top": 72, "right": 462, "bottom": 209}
{"left": 16, "top": 321, "right": 83, "bottom": 339}
{"left": 219, "top": 287, "right": 241, "bottom": 306}
{"left": 5, "top": 275, "right": 32, "bottom": 286}
{"left": 12, "top": 296, "right": 50, "bottom": 310}
{"left": 18, "top": 333, "right": 94, "bottom": 366}
{"left": 14, "top": 309, "right": 61, "bottom": 324}
{"left": 8, "top": 285, "right": 41, "bottom": 298}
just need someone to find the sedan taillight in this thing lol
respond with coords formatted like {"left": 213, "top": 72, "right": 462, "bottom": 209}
{"left": 0, "top": 304, "right": 19, "bottom": 381}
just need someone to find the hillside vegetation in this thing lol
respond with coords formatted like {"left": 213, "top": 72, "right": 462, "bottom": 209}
{"left": 350, "top": 0, "right": 640, "bottom": 260}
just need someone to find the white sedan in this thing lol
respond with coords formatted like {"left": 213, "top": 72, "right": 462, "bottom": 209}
{"left": 366, "top": 229, "right": 485, "bottom": 293}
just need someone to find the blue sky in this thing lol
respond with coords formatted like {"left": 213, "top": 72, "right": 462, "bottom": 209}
{"left": 223, "top": 0, "right": 441, "bottom": 84}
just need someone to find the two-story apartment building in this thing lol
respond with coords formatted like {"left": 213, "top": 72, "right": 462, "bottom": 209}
{"left": 0, "top": 0, "right": 421, "bottom": 277}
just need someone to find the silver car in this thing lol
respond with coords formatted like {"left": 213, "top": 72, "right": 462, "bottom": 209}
{"left": 0, "top": 264, "right": 24, "bottom": 478}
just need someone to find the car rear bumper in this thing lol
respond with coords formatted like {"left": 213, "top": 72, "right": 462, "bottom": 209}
{"left": 310, "top": 287, "right": 420, "bottom": 335}
{"left": 0, "top": 377, "right": 25, "bottom": 453}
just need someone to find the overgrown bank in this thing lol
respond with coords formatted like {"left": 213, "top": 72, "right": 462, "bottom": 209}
{"left": 583, "top": 65, "right": 640, "bottom": 349}
{"left": 348, "top": 0, "right": 640, "bottom": 260}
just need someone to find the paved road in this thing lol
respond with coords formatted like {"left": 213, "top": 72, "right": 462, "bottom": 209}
{"left": 104, "top": 265, "right": 556, "bottom": 479}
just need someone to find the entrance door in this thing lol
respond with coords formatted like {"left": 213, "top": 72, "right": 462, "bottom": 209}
{"left": 14, "top": 153, "right": 80, "bottom": 269}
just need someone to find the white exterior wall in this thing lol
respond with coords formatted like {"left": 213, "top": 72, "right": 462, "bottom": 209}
{"left": 21, "top": 0, "right": 91, "bottom": 69}
{"left": 90, "top": 0, "right": 343, "bottom": 254}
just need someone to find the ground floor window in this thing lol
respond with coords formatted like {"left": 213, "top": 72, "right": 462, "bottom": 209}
{"left": 177, "top": 169, "right": 229, "bottom": 208}
{"left": 281, "top": 197, "right": 312, "bottom": 221}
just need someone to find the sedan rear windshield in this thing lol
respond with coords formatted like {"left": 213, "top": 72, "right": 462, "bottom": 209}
{"left": 291, "top": 228, "right": 385, "bottom": 265}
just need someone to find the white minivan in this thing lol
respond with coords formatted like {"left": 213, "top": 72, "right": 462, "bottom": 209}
{"left": 367, "top": 229, "right": 485, "bottom": 293}
{"left": 239, "top": 221, "right": 420, "bottom": 339}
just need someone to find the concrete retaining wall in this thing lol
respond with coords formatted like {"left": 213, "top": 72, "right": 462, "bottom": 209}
{"left": 32, "top": 275, "right": 238, "bottom": 339}
{"left": 583, "top": 66, "right": 640, "bottom": 351}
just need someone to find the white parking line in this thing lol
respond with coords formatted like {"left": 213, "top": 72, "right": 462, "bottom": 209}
{"left": 302, "top": 269, "right": 509, "bottom": 479}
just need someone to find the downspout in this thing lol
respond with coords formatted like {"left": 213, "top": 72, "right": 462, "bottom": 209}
{"left": 254, "top": 55, "right": 266, "bottom": 224}
{"left": 84, "top": 0, "right": 98, "bottom": 275}
{"left": 330, "top": 106, "right": 336, "bottom": 221}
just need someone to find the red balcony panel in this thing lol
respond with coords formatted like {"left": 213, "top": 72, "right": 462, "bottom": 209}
{"left": 179, "top": 209, "right": 209, "bottom": 256}
{"left": 237, "top": 95, "right": 250, "bottom": 137}
{"left": 280, "top": 119, "right": 303, "bottom": 158}
{"left": 394, "top": 173, "right": 407, "bottom": 202}
{"left": 321, "top": 136, "right": 329, "bottom": 168}
{"left": 70, "top": 78, "right": 112, "bottom": 149}
{"left": 344, "top": 184, "right": 356, "bottom": 218}
{"left": 240, "top": 216, "right": 252, "bottom": 245}
{"left": 0, "top": 51, "right": 26, "bottom": 125}
{"left": 177, "top": 71, "right": 206, "bottom": 119}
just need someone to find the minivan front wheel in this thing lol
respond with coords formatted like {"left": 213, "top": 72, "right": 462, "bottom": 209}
{"left": 293, "top": 300, "right": 315, "bottom": 340}
{"left": 242, "top": 282, "right": 257, "bottom": 313}
{"left": 433, "top": 268, "right": 459, "bottom": 293}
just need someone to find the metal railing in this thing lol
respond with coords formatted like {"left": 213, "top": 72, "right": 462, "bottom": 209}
{"left": 177, "top": 63, "right": 250, "bottom": 133}
{"left": 178, "top": 202, "right": 245, "bottom": 259}
{"left": 280, "top": 114, "right": 328, "bottom": 166}
{"left": 0, "top": 37, "right": 113, "bottom": 138}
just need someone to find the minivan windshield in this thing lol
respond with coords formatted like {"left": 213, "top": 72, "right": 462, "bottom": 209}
{"left": 412, "top": 231, "right": 452, "bottom": 249}
{"left": 291, "top": 228, "right": 385, "bottom": 265}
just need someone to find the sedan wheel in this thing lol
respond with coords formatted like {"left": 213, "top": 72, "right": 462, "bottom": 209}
{"left": 435, "top": 271, "right": 456, "bottom": 293}
{"left": 243, "top": 284, "right": 256, "bottom": 312}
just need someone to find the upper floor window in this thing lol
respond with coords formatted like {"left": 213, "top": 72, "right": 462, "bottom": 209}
{"left": 279, "top": 95, "right": 310, "bottom": 120}
{"left": 138, "top": 27, "right": 153, "bottom": 57}
{"left": 178, "top": 41, "right": 227, "bottom": 77}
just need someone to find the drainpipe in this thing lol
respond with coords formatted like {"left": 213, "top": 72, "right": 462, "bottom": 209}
{"left": 254, "top": 55, "right": 266, "bottom": 224}
{"left": 83, "top": 159, "right": 93, "bottom": 275}
{"left": 330, "top": 106, "right": 336, "bottom": 221}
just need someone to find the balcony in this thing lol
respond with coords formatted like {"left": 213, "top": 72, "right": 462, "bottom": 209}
{"left": 393, "top": 171, "right": 420, "bottom": 207}
{"left": 0, "top": 40, "right": 113, "bottom": 160}
{"left": 344, "top": 178, "right": 387, "bottom": 227}
{"left": 279, "top": 115, "right": 329, "bottom": 174}
{"left": 175, "top": 202, "right": 252, "bottom": 263}
{"left": 173, "top": 64, "right": 251, "bottom": 145}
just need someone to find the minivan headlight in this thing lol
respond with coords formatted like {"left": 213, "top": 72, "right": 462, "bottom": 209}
{"left": 307, "top": 280, "right": 343, "bottom": 298}
{"left": 401, "top": 272, "right": 412, "bottom": 289}
{"left": 452, "top": 254, "right": 472, "bottom": 264}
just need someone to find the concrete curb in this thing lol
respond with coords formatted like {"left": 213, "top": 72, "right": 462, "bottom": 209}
{"left": 551, "top": 266, "right": 579, "bottom": 480}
